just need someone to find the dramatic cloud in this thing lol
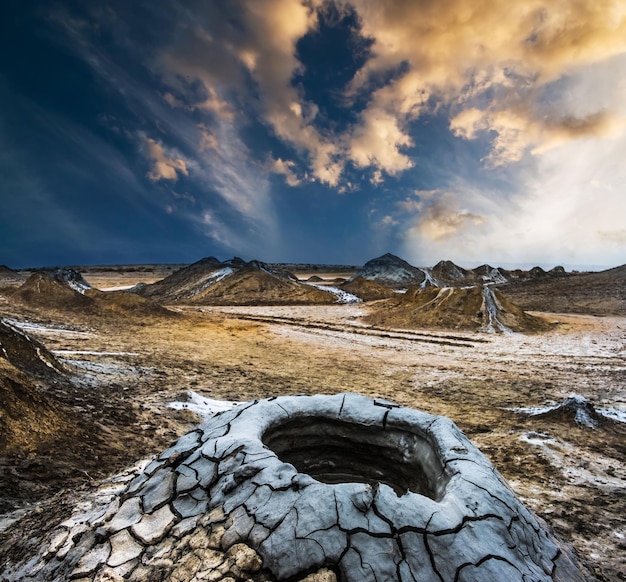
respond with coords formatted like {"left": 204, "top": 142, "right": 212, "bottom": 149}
{"left": 5, "top": 1, "right": 625, "bottom": 267}
{"left": 270, "top": 157, "right": 302, "bottom": 187}
{"left": 346, "top": 0, "right": 626, "bottom": 171}
{"left": 143, "top": 138, "right": 189, "bottom": 182}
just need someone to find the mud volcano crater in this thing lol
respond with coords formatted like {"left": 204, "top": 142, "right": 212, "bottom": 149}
{"left": 263, "top": 417, "right": 447, "bottom": 499}
{"left": 5, "top": 393, "right": 590, "bottom": 582}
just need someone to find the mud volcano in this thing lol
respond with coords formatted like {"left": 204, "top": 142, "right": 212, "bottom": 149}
{"left": 6, "top": 394, "right": 588, "bottom": 581}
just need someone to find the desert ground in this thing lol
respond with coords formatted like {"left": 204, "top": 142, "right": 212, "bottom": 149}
{"left": 1, "top": 264, "right": 625, "bottom": 580}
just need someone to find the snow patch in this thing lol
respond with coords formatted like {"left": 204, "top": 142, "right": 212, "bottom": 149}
{"left": 52, "top": 350, "right": 140, "bottom": 356}
{"left": 168, "top": 391, "right": 239, "bottom": 417}
{"left": 481, "top": 287, "right": 513, "bottom": 334}
{"left": 101, "top": 285, "right": 135, "bottom": 292}
{"left": 3, "top": 318, "right": 93, "bottom": 336}
{"left": 309, "top": 284, "right": 361, "bottom": 304}
{"left": 597, "top": 408, "right": 626, "bottom": 423}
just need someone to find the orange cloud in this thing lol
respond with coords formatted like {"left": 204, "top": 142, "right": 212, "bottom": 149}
{"left": 144, "top": 138, "right": 189, "bottom": 182}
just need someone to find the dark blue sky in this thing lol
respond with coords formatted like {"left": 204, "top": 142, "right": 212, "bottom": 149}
{"left": 2, "top": 1, "right": 625, "bottom": 269}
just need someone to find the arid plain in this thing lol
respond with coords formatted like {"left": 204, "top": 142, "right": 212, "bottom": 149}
{"left": 1, "top": 260, "right": 625, "bottom": 580}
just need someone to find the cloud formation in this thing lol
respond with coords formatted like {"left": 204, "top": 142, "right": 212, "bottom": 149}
{"left": 34, "top": 0, "right": 626, "bottom": 267}
{"left": 144, "top": 138, "right": 189, "bottom": 182}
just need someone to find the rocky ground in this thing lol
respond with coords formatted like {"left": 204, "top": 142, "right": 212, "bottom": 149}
{"left": 0, "top": 267, "right": 625, "bottom": 580}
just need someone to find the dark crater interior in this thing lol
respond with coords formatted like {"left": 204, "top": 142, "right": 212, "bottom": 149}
{"left": 263, "top": 417, "right": 448, "bottom": 499}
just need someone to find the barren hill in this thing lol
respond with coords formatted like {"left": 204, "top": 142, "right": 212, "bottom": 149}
{"left": 364, "top": 285, "right": 550, "bottom": 332}
{"left": 430, "top": 260, "right": 476, "bottom": 286}
{"left": 472, "top": 264, "right": 509, "bottom": 285}
{"left": 503, "top": 263, "right": 626, "bottom": 315}
{"left": 11, "top": 270, "right": 94, "bottom": 311}
{"left": 0, "top": 322, "right": 73, "bottom": 463}
{"left": 0, "top": 319, "right": 65, "bottom": 377}
{"left": 136, "top": 256, "right": 228, "bottom": 302}
{"left": 339, "top": 276, "right": 397, "bottom": 301}
{"left": 10, "top": 269, "right": 172, "bottom": 317}
{"left": 188, "top": 261, "right": 337, "bottom": 305}
{"left": 0, "top": 359, "right": 73, "bottom": 459}
{"left": 351, "top": 253, "right": 425, "bottom": 288}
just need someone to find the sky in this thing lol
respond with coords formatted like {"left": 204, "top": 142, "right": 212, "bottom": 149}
{"left": 1, "top": 0, "right": 625, "bottom": 270}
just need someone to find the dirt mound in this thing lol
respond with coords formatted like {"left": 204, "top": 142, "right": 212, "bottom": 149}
{"left": 10, "top": 271, "right": 94, "bottom": 311}
{"left": 86, "top": 289, "right": 175, "bottom": 317}
{"left": 136, "top": 256, "right": 227, "bottom": 302}
{"left": 189, "top": 261, "right": 337, "bottom": 305}
{"left": 0, "top": 360, "right": 74, "bottom": 458}
{"left": 503, "top": 263, "right": 626, "bottom": 315}
{"left": 340, "top": 276, "right": 396, "bottom": 301}
{"left": 430, "top": 260, "right": 477, "bottom": 286}
{"left": 352, "top": 253, "right": 425, "bottom": 288}
{"left": 0, "top": 320, "right": 65, "bottom": 377}
{"left": 472, "top": 264, "right": 509, "bottom": 284}
{"left": 526, "top": 395, "right": 622, "bottom": 430}
{"left": 364, "top": 286, "right": 550, "bottom": 332}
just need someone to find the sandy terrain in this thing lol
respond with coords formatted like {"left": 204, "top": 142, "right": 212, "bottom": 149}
{"left": 0, "top": 269, "right": 625, "bottom": 580}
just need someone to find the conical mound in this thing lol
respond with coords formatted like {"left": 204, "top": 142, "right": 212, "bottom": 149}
{"left": 136, "top": 256, "right": 229, "bottom": 302}
{"left": 503, "top": 262, "right": 626, "bottom": 315}
{"left": 10, "top": 270, "right": 94, "bottom": 311}
{"left": 0, "top": 319, "right": 65, "bottom": 377}
{"left": 352, "top": 253, "right": 425, "bottom": 288}
{"left": 365, "top": 286, "right": 550, "bottom": 332}
{"left": 188, "top": 260, "right": 337, "bottom": 305}
{"left": 339, "top": 276, "right": 397, "bottom": 301}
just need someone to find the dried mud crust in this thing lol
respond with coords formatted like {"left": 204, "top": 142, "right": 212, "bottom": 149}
{"left": 0, "top": 291, "right": 624, "bottom": 580}
{"left": 2, "top": 395, "right": 589, "bottom": 581}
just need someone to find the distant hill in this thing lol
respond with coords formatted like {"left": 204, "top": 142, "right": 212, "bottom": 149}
{"left": 339, "top": 276, "right": 397, "bottom": 301}
{"left": 350, "top": 253, "right": 426, "bottom": 288}
{"left": 11, "top": 270, "right": 94, "bottom": 311}
{"left": 137, "top": 256, "right": 227, "bottom": 302}
{"left": 502, "top": 263, "right": 626, "bottom": 315}
{"left": 364, "top": 286, "right": 550, "bottom": 332}
{"left": 136, "top": 257, "right": 340, "bottom": 305}
{"left": 10, "top": 269, "right": 172, "bottom": 316}
{"left": 187, "top": 260, "right": 337, "bottom": 305}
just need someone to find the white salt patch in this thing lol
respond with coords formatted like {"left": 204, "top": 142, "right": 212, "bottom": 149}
{"left": 100, "top": 285, "right": 135, "bottom": 292}
{"left": 3, "top": 318, "right": 92, "bottom": 336}
{"left": 52, "top": 350, "right": 140, "bottom": 356}
{"left": 168, "top": 391, "right": 239, "bottom": 418}
{"left": 598, "top": 408, "right": 626, "bottom": 423}
{"left": 308, "top": 284, "right": 361, "bottom": 304}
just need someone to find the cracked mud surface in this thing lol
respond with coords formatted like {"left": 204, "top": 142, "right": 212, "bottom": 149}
{"left": 1, "top": 274, "right": 625, "bottom": 580}
{"left": 2, "top": 394, "right": 588, "bottom": 581}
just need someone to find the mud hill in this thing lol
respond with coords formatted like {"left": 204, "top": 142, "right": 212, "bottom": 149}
{"left": 188, "top": 260, "right": 337, "bottom": 305}
{"left": 351, "top": 253, "right": 425, "bottom": 288}
{"left": 137, "top": 256, "right": 227, "bottom": 302}
{"left": 0, "top": 359, "right": 73, "bottom": 460}
{"left": 364, "top": 285, "right": 550, "bottom": 332}
{"left": 0, "top": 265, "right": 21, "bottom": 283}
{"left": 429, "top": 260, "right": 476, "bottom": 286}
{"left": 10, "top": 270, "right": 94, "bottom": 311}
{"left": 0, "top": 319, "right": 65, "bottom": 377}
{"left": 472, "top": 264, "right": 509, "bottom": 285}
{"left": 86, "top": 289, "right": 175, "bottom": 317}
{"left": 136, "top": 257, "right": 339, "bottom": 305}
{"left": 10, "top": 270, "right": 173, "bottom": 317}
{"left": 527, "top": 395, "right": 617, "bottom": 430}
{"left": 339, "top": 276, "right": 397, "bottom": 301}
{"left": 503, "top": 263, "right": 626, "bottom": 315}
{"left": 0, "top": 323, "right": 77, "bottom": 487}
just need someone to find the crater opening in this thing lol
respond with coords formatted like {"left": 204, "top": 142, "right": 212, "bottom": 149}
{"left": 263, "top": 417, "right": 449, "bottom": 500}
